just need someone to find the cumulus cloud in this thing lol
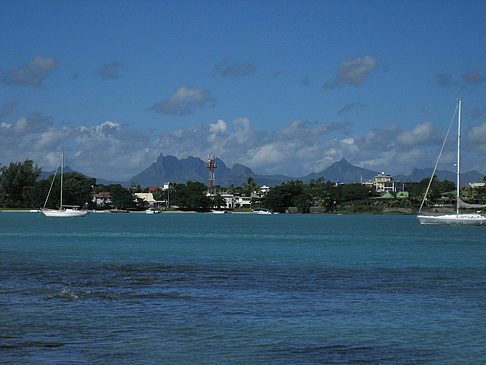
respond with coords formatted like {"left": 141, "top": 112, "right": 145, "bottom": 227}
{"left": 461, "top": 71, "right": 485, "bottom": 85}
{"left": 275, "top": 120, "right": 346, "bottom": 145}
{"left": 466, "top": 123, "right": 486, "bottom": 174}
{"left": 3, "top": 56, "right": 58, "bottom": 87}
{"left": 467, "top": 122, "right": 486, "bottom": 151}
{"left": 12, "top": 113, "right": 53, "bottom": 135}
{"left": 0, "top": 115, "right": 152, "bottom": 180}
{"left": 213, "top": 60, "right": 257, "bottom": 78}
{"left": 396, "top": 122, "right": 441, "bottom": 147}
{"left": 153, "top": 118, "right": 350, "bottom": 176}
{"left": 323, "top": 55, "right": 378, "bottom": 89}
{"left": 0, "top": 113, "right": 59, "bottom": 160}
{"left": 3, "top": 111, "right": 485, "bottom": 181}
{"left": 355, "top": 125, "right": 400, "bottom": 151}
{"left": 150, "top": 86, "right": 215, "bottom": 115}
{"left": 98, "top": 62, "right": 124, "bottom": 80}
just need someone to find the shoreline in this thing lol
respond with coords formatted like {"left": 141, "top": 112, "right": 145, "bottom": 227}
{"left": 0, "top": 209, "right": 418, "bottom": 215}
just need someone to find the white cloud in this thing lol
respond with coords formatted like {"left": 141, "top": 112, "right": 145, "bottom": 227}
{"left": 468, "top": 122, "right": 486, "bottom": 143}
{"left": 247, "top": 143, "right": 292, "bottom": 167}
{"left": 324, "top": 55, "right": 379, "bottom": 89}
{"left": 396, "top": 122, "right": 440, "bottom": 146}
{"left": 467, "top": 122, "right": 486, "bottom": 153}
{"left": 209, "top": 119, "right": 227, "bottom": 133}
{"left": 150, "top": 86, "right": 215, "bottom": 115}
{"left": 2, "top": 112, "right": 484, "bottom": 182}
{"left": 3, "top": 56, "right": 58, "bottom": 87}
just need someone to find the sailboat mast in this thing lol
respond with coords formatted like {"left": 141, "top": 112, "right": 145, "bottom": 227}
{"left": 456, "top": 99, "right": 461, "bottom": 215}
{"left": 60, "top": 152, "right": 64, "bottom": 209}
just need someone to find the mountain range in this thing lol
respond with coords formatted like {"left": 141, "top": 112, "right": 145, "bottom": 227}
{"left": 128, "top": 154, "right": 485, "bottom": 187}
{"left": 41, "top": 154, "right": 484, "bottom": 187}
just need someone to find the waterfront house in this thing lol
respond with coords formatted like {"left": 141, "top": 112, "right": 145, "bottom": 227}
{"left": 135, "top": 192, "right": 157, "bottom": 207}
{"left": 234, "top": 195, "right": 252, "bottom": 209}
{"left": 93, "top": 192, "right": 112, "bottom": 208}
{"left": 221, "top": 193, "right": 235, "bottom": 209}
{"left": 373, "top": 172, "right": 397, "bottom": 193}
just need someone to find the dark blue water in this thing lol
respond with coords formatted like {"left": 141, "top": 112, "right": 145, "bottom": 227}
{"left": 1, "top": 212, "right": 485, "bottom": 364}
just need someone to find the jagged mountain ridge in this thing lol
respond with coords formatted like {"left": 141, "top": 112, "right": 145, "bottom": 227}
{"left": 41, "top": 155, "right": 485, "bottom": 187}
{"left": 395, "top": 168, "right": 484, "bottom": 186}
{"left": 130, "top": 155, "right": 378, "bottom": 187}
{"left": 130, "top": 154, "right": 289, "bottom": 187}
{"left": 301, "top": 159, "right": 378, "bottom": 183}
{"left": 130, "top": 154, "right": 485, "bottom": 187}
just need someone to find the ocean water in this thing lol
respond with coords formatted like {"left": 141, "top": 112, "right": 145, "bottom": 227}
{"left": 1, "top": 212, "right": 485, "bottom": 364}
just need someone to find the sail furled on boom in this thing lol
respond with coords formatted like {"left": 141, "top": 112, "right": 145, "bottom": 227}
{"left": 457, "top": 198, "right": 486, "bottom": 209}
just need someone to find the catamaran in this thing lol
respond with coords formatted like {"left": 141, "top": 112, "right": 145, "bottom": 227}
{"left": 417, "top": 100, "right": 486, "bottom": 225}
{"left": 41, "top": 152, "right": 88, "bottom": 217}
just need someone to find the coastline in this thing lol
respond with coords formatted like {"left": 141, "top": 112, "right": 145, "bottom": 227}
{"left": 0, "top": 209, "right": 417, "bottom": 215}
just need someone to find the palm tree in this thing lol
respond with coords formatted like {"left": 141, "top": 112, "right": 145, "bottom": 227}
{"left": 244, "top": 177, "right": 258, "bottom": 196}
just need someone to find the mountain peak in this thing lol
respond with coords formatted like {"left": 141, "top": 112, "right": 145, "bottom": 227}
{"left": 331, "top": 158, "right": 351, "bottom": 167}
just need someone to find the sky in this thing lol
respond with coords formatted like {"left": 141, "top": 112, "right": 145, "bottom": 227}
{"left": 1, "top": 0, "right": 486, "bottom": 182}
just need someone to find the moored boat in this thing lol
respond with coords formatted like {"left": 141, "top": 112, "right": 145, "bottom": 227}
{"left": 417, "top": 100, "right": 486, "bottom": 226}
{"left": 253, "top": 209, "right": 272, "bottom": 215}
{"left": 41, "top": 152, "right": 88, "bottom": 218}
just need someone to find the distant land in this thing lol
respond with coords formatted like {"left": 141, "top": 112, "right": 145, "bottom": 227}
{"left": 128, "top": 154, "right": 485, "bottom": 187}
{"left": 42, "top": 154, "right": 485, "bottom": 187}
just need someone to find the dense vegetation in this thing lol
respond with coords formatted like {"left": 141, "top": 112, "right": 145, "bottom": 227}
{"left": 2, "top": 159, "right": 486, "bottom": 213}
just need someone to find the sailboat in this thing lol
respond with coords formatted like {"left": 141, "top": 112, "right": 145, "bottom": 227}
{"left": 417, "top": 99, "right": 486, "bottom": 225}
{"left": 41, "top": 152, "right": 88, "bottom": 217}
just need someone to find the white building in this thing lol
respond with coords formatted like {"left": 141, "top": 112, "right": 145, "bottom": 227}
{"left": 373, "top": 172, "right": 397, "bottom": 193}
{"left": 469, "top": 182, "right": 486, "bottom": 188}
{"left": 260, "top": 185, "right": 271, "bottom": 194}
{"left": 234, "top": 196, "right": 252, "bottom": 209}
{"left": 220, "top": 194, "right": 235, "bottom": 209}
{"left": 162, "top": 182, "right": 172, "bottom": 190}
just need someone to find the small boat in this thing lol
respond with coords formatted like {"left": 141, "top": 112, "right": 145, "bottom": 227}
{"left": 110, "top": 209, "right": 129, "bottom": 213}
{"left": 145, "top": 208, "right": 161, "bottom": 214}
{"left": 253, "top": 209, "right": 272, "bottom": 215}
{"left": 417, "top": 99, "right": 486, "bottom": 226}
{"left": 42, "top": 206, "right": 88, "bottom": 217}
{"left": 41, "top": 152, "right": 88, "bottom": 218}
{"left": 211, "top": 210, "right": 228, "bottom": 214}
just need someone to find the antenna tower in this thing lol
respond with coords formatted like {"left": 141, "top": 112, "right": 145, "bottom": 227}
{"left": 206, "top": 154, "right": 218, "bottom": 194}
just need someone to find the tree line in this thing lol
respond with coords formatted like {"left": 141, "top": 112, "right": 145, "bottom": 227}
{"left": 2, "top": 159, "right": 486, "bottom": 212}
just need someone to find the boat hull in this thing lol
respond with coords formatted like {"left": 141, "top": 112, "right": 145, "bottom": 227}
{"left": 417, "top": 214, "right": 486, "bottom": 226}
{"left": 42, "top": 209, "right": 88, "bottom": 217}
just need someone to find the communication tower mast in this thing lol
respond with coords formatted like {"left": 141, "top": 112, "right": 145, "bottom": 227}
{"left": 206, "top": 154, "right": 218, "bottom": 194}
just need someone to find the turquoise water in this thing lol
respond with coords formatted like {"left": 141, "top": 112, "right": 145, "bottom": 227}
{"left": 1, "top": 212, "right": 485, "bottom": 364}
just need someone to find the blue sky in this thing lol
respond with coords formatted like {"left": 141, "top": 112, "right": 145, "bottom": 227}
{"left": 1, "top": 0, "right": 486, "bottom": 181}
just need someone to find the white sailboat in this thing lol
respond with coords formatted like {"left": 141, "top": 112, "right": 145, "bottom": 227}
{"left": 417, "top": 99, "right": 486, "bottom": 225}
{"left": 41, "top": 152, "right": 88, "bottom": 217}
